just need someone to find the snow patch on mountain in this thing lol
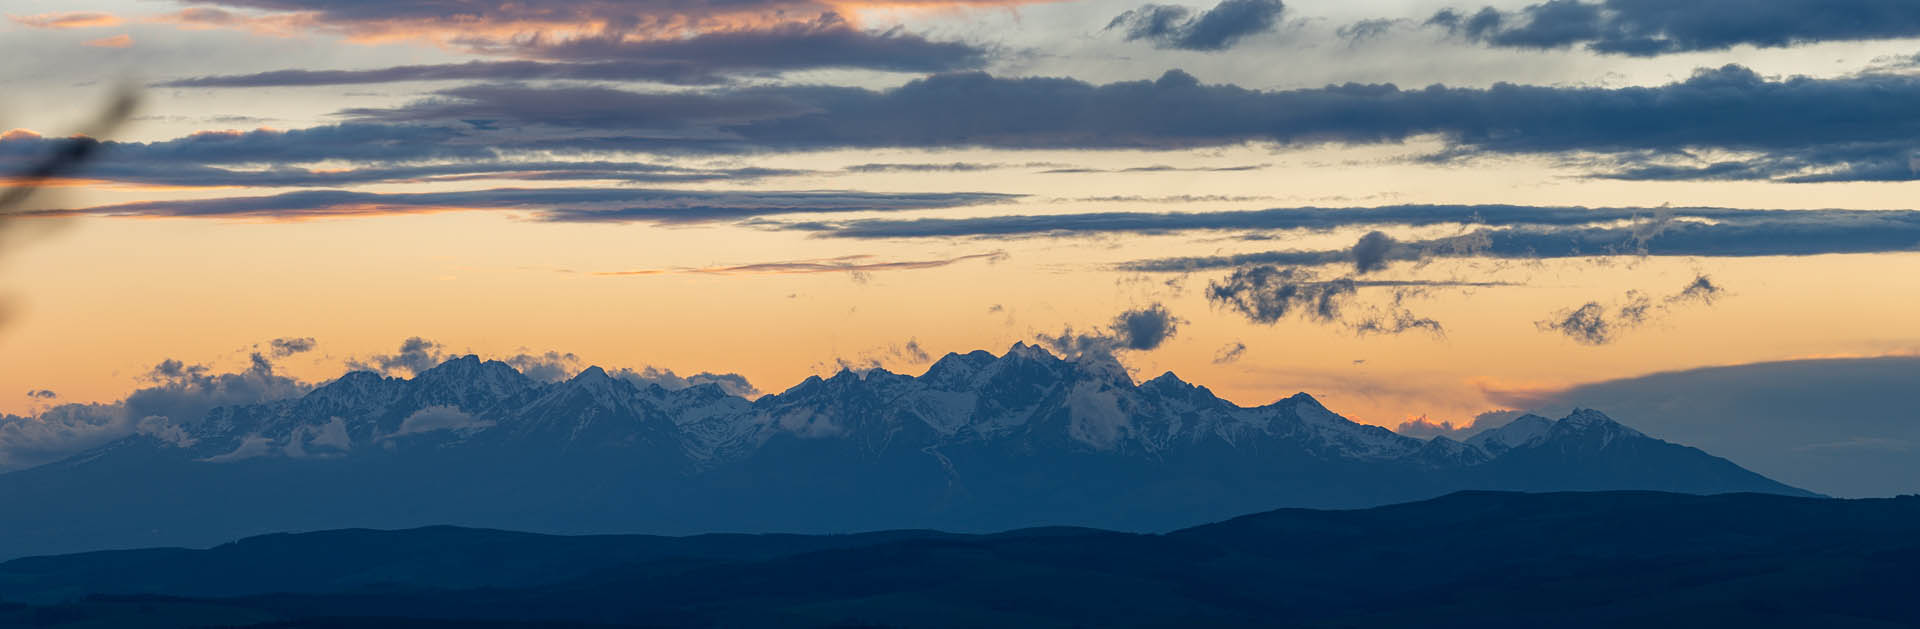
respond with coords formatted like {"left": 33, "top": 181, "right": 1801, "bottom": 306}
{"left": 200, "top": 435, "right": 275, "bottom": 463}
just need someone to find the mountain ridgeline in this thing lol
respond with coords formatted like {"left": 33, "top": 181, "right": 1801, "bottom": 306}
{"left": 0, "top": 344, "right": 1810, "bottom": 558}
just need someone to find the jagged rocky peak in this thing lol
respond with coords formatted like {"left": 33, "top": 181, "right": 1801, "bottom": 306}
{"left": 410, "top": 355, "right": 536, "bottom": 402}
{"left": 1556, "top": 408, "right": 1641, "bottom": 433}
{"left": 1002, "top": 341, "right": 1058, "bottom": 362}
{"left": 570, "top": 365, "right": 612, "bottom": 383}
{"left": 919, "top": 349, "right": 1000, "bottom": 385}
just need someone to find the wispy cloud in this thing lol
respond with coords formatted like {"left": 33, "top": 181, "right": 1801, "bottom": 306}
{"left": 587, "top": 251, "right": 1008, "bottom": 276}
{"left": 8, "top": 12, "right": 122, "bottom": 29}
{"left": 28, "top": 187, "right": 1016, "bottom": 223}
{"left": 1535, "top": 274, "right": 1727, "bottom": 345}
{"left": 82, "top": 34, "right": 133, "bottom": 48}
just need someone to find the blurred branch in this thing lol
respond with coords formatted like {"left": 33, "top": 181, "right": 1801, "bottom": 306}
{"left": 0, "top": 86, "right": 141, "bottom": 213}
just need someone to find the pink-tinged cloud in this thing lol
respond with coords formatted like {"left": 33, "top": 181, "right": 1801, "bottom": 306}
{"left": 8, "top": 11, "right": 123, "bottom": 29}
{"left": 83, "top": 34, "right": 134, "bottom": 48}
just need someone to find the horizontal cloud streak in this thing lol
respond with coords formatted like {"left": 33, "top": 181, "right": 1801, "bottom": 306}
{"left": 31, "top": 188, "right": 1017, "bottom": 223}
{"left": 588, "top": 251, "right": 1008, "bottom": 276}
{"left": 159, "top": 18, "right": 990, "bottom": 87}
{"left": 1122, "top": 209, "right": 1920, "bottom": 270}
{"left": 24, "top": 65, "right": 1920, "bottom": 185}
{"left": 324, "top": 65, "right": 1920, "bottom": 181}
{"left": 9, "top": 12, "right": 122, "bottom": 29}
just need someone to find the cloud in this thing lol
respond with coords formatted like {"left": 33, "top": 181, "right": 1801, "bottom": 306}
{"left": 1205, "top": 264, "right": 1464, "bottom": 335}
{"left": 901, "top": 339, "right": 932, "bottom": 363}
{"left": 844, "top": 162, "right": 1060, "bottom": 173}
{"left": 82, "top": 34, "right": 133, "bottom": 48}
{"left": 1393, "top": 409, "right": 1529, "bottom": 440}
{"left": 1116, "top": 208, "right": 1920, "bottom": 271}
{"left": 1207, "top": 266, "right": 1358, "bottom": 325}
{"left": 1336, "top": 18, "right": 1403, "bottom": 44}
{"left": 349, "top": 337, "right": 446, "bottom": 376}
{"left": 0, "top": 351, "right": 310, "bottom": 471}
{"left": 23, "top": 390, "right": 57, "bottom": 400}
{"left": 0, "top": 130, "right": 805, "bottom": 186}
{"left": 159, "top": 0, "right": 1051, "bottom": 48}
{"left": 268, "top": 337, "right": 317, "bottom": 358}
{"left": 1351, "top": 230, "right": 1395, "bottom": 274}
{"left": 0, "top": 90, "right": 137, "bottom": 215}
{"left": 9, "top": 12, "right": 122, "bottom": 29}
{"left": 32, "top": 187, "right": 1014, "bottom": 223}
{"left": 1108, "top": 0, "right": 1287, "bottom": 51}
{"left": 1535, "top": 299, "right": 1645, "bottom": 345}
{"left": 611, "top": 367, "right": 759, "bottom": 398}
{"left": 390, "top": 406, "right": 492, "bottom": 438}
{"left": 23, "top": 64, "right": 1920, "bottom": 185}
{"left": 587, "top": 251, "right": 1008, "bottom": 276}
{"left": 1212, "top": 342, "right": 1247, "bottom": 364}
{"left": 0, "top": 125, "right": 491, "bottom": 194}
{"left": 1391, "top": 416, "right": 1462, "bottom": 439}
{"left": 1111, "top": 303, "right": 1183, "bottom": 350}
{"left": 160, "top": 60, "right": 731, "bottom": 88}
{"left": 1535, "top": 274, "right": 1725, "bottom": 345}
{"left": 505, "top": 351, "right": 582, "bottom": 382}
{"left": 793, "top": 204, "right": 1920, "bottom": 254}
{"left": 1669, "top": 274, "right": 1725, "bottom": 305}
{"left": 306, "top": 64, "right": 1920, "bottom": 171}
{"left": 1482, "top": 356, "right": 1920, "bottom": 497}
{"left": 1428, "top": 0, "right": 1920, "bottom": 56}
{"left": 1037, "top": 303, "right": 1185, "bottom": 358}
{"left": 159, "top": 16, "right": 988, "bottom": 88}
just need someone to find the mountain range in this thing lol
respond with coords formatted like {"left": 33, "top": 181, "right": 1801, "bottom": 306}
{"left": 3, "top": 491, "right": 1914, "bottom": 628}
{"left": 0, "top": 344, "right": 1811, "bottom": 558}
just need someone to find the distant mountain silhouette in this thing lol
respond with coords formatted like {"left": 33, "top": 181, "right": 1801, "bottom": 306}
{"left": 2, "top": 491, "right": 1914, "bottom": 628}
{"left": 0, "top": 346, "right": 1811, "bottom": 558}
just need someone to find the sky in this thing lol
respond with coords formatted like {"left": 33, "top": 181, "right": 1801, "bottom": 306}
{"left": 2, "top": 0, "right": 1918, "bottom": 495}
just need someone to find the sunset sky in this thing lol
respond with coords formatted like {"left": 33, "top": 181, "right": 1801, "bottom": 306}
{"left": 3, "top": 0, "right": 1919, "bottom": 490}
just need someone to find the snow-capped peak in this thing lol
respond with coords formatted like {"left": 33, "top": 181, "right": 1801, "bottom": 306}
{"left": 1466, "top": 414, "right": 1553, "bottom": 455}
{"left": 1547, "top": 408, "right": 1647, "bottom": 446}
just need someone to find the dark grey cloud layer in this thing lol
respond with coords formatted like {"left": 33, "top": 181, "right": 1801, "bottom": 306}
{"left": 1428, "top": 0, "right": 1920, "bottom": 56}
{"left": 22, "top": 65, "right": 1920, "bottom": 187}
{"left": 325, "top": 65, "right": 1920, "bottom": 182}
{"left": 36, "top": 187, "right": 1015, "bottom": 223}
{"left": 0, "top": 124, "right": 489, "bottom": 171}
{"left": 161, "top": 17, "right": 989, "bottom": 87}
{"left": 780, "top": 203, "right": 1920, "bottom": 266}
{"left": 1108, "top": 0, "right": 1287, "bottom": 51}
{"left": 0, "top": 130, "right": 804, "bottom": 187}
